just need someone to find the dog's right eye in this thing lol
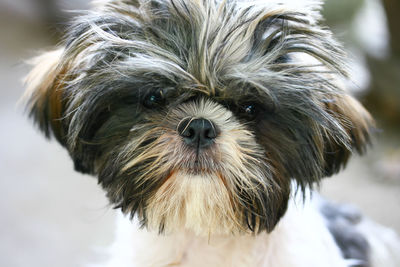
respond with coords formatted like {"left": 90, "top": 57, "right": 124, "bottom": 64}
{"left": 143, "top": 90, "right": 166, "bottom": 109}
{"left": 239, "top": 103, "right": 260, "bottom": 120}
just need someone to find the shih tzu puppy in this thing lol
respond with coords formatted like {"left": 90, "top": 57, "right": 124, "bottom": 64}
{"left": 24, "top": 0, "right": 400, "bottom": 266}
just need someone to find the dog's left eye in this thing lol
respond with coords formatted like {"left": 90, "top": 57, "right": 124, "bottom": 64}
{"left": 143, "top": 90, "right": 166, "bottom": 109}
{"left": 240, "top": 103, "right": 258, "bottom": 118}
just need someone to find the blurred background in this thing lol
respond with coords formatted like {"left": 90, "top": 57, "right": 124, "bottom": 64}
{"left": 0, "top": 0, "right": 399, "bottom": 266}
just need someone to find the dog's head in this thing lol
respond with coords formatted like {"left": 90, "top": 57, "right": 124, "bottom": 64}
{"left": 24, "top": 0, "right": 373, "bottom": 235}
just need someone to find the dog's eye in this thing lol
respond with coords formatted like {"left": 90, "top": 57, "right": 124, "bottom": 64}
{"left": 143, "top": 90, "right": 166, "bottom": 109}
{"left": 240, "top": 103, "right": 258, "bottom": 118}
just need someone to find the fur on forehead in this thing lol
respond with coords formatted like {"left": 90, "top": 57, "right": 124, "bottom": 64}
{"left": 61, "top": 0, "right": 345, "bottom": 92}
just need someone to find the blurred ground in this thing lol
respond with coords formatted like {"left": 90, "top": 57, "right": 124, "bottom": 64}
{"left": 0, "top": 1, "right": 399, "bottom": 267}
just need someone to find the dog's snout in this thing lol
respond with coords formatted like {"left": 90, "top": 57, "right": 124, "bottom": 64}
{"left": 178, "top": 118, "right": 218, "bottom": 148}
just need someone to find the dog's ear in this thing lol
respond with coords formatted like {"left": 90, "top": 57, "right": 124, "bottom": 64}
{"left": 24, "top": 48, "right": 98, "bottom": 174}
{"left": 323, "top": 94, "right": 374, "bottom": 176}
{"left": 24, "top": 48, "right": 67, "bottom": 146}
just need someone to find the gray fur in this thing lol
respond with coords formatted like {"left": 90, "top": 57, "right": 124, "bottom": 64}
{"left": 321, "top": 200, "right": 371, "bottom": 267}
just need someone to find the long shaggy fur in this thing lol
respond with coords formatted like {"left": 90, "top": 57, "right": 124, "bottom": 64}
{"left": 24, "top": 0, "right": 373, "bottom": 235}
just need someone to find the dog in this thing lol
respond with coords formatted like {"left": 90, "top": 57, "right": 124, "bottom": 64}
{"left": 24, "top": 0, "right": 400, "bottom": 266}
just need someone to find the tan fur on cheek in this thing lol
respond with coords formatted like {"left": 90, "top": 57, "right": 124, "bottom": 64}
{"left": 23, "top": 49, "right": 64, "bottom": 101}
{"left": 322, "top": 94, "right": 374, "bottom": 174}
{"left": 335, "top": 95, "right": 374, "bottom": 147}
{"left": 23, "top": 48, "right": 67, "bottom": 144}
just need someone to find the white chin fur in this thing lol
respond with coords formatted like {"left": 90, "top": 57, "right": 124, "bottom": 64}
{"left": 145, "top": 172, "right": 244, "bottom": 236}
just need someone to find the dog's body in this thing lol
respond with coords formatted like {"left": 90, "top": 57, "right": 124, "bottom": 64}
{"left": 96, "top": 194, "right": 399, "bottom": 267}
{"left": 24, "top": 0, "right": 400, "bottom": 266}
{"left": 100, "top": 196, "right": 346, "bottom": 267}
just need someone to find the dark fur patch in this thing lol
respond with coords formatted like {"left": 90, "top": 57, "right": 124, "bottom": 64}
{"left": 320, "top": 201, "right": 371, "bottom": 267}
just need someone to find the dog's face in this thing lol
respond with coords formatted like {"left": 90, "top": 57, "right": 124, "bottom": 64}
{"left": 24, "top": 0, "right": 373, "bottom": 235}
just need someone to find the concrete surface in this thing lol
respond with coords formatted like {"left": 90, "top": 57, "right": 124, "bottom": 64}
{"left": 0, "top": 7, "right": 399, "bottom": 267}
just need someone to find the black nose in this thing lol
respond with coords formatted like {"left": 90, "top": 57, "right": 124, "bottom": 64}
{"left": 178, "top": 118, "right": 218, "bottom": 148}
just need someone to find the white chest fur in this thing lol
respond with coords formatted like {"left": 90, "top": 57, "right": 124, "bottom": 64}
{"left": 94, "top": 196, "right": 352, "bottom": 267}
